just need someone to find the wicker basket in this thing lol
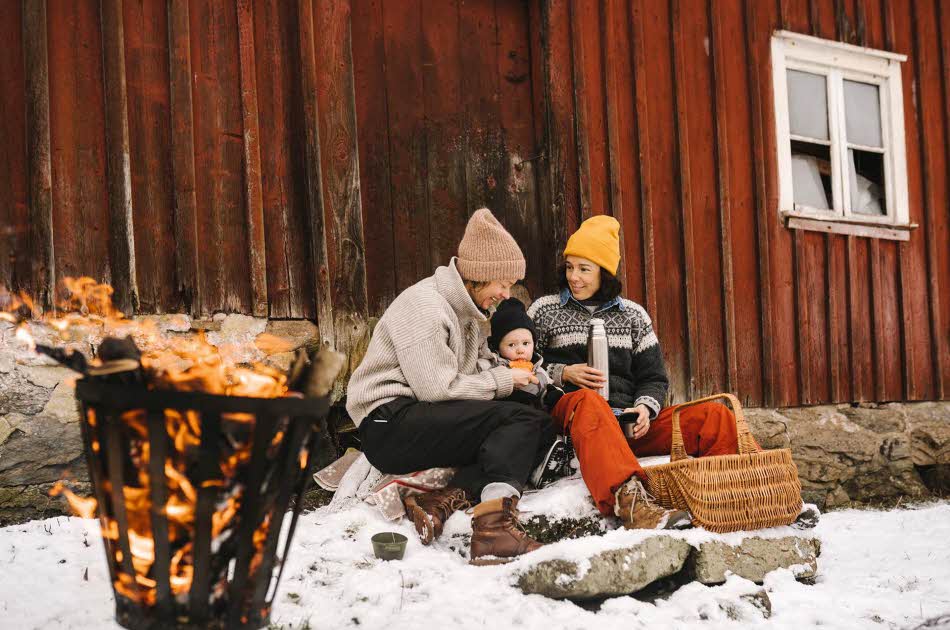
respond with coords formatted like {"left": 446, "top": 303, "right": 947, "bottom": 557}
{"left": 642, "top": 393, "right": 803, "bottom": 533}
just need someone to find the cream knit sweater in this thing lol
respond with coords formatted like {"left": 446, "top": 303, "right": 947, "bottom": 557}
{"left": 345, "top": 259, "right": 515, "bottom": 426}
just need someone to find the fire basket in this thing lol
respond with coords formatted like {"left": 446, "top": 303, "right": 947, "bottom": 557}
{"left": 74, "top": 379, "right": 329, "bottom": 630}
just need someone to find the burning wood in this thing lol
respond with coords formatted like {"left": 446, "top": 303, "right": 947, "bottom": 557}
{"left": 3, "top": 279, "right": 340, "bottom": 629}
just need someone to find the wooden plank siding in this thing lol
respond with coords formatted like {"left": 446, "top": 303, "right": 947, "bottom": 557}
{"left": 1, "top": 1, "right": 29, "bottom": 298}
{"left": 1, "top": 0, "right": 947, "bottom": 407}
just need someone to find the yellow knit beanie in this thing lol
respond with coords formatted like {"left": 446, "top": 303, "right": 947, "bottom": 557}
{"left": 563, "top": 215, "right": 621, "bottom": 275}
{"left": 456, "top": 208, "right": 526, "bottom": 281}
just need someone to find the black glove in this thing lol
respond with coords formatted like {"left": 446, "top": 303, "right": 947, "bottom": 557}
{"left": 542, "top": 384, "right": 566, "bottom": 410}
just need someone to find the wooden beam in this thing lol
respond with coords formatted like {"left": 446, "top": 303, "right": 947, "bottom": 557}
{"left": 167, "top": 0, "right": 201, "bottom": 315}
{"left": 569, "top": 0, "right": 593, "bottom": 221}
{"left": 22, "top": 0, "right": 54, "bottom": 311}
{"left": 298, "top": 0, "right": 335, "bottom": 351}
{"left": 236, "top": 0, "right": 268, "bottom": 317}
{"left": 99, "top": 0, "right": 138, "bottom": 315}
{"left": 710, "top": 0, "right": 739, "bottom": 395}
{"left": 670, "top": 0, "right": 698, "bottom": 399}
{"left": 911, "top": 0, "right": 946, "bottom": 399}
{"left": 315, "top": 0, "right": 370, "bottom": 381}
{"left": 630, "top": 0, "right": 657, "bottom": 316}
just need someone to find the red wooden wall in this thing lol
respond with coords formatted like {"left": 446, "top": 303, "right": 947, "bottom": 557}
{"left": 536, "top": 0, "right": 949, "bottom": 407}
{"left": 1, "top": 0, "right": 947, "bottom": 408}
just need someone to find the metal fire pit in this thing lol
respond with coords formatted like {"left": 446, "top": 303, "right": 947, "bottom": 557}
{"left": 74, "top": 379, "right": 329, "bottom": 630}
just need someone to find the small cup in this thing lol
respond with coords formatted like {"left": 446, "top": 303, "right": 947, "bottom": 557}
{"left": 371, "top": 532, "right": 407, "bottom": 561}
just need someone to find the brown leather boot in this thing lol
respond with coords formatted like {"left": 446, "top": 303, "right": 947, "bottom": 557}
{"left": 469, "top": 496, "right": 543, "bottom": 565}
{"left": 404, "top": 488, "right": 472, "bottom": 545}
{"left": 614, "top": 477, "right": 692, "bottom": 530}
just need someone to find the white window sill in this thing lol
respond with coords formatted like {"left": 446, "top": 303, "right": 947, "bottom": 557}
{"left": 781, "top": 211, "right": 916, "bottom": 241}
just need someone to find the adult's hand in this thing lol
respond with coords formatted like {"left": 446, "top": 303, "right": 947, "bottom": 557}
{"left": 623, "top": 404, "right": 652, "bottom": 440}
{"left": 510, "top": 368, "right": 540, "bottom": 388}
{"left": 562, "top": 363, "right": 607, "bottom": 389}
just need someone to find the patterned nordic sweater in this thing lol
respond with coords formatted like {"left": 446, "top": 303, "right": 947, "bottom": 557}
{"left": 527, "top": 289, "right": 669, "bottom": 418}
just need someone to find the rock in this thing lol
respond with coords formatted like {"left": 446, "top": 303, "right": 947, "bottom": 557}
{"left": 206, "top": 315, "right": 268, "bottom": 364}
{"left": 40, "top": 381, "right": 80, "bottom": 424}
{"left": 0, "top": 481, "right": 93, "bottom": 526}
{"left": 264, "top": 351, "right": 295, "bottom": 373}
{"left": 0, "top": 350, "right": 14, "bottom": 373}
{"left": 263, "top": 320, "right": 318, "bottom": 351}
{"left": 20, "top": 365, "right": 72, "bottom": 389}
{"left": 745, "top": 403, "right": 936, "bottom": 508}
{"left": 516, "top": 536, "right": 692, "bottom": 600}
{"left": 189, "top": 318, "right": 222, "bottom": 332}
{"left": 690, "top": 535, "right": 820, "bottom": 584}
{"left": 740, "top": 590, "right": 773, "bottom": 618}
{"left": 744, "top": 408, "right": 792, "bottom": 450}
{"left": 718, "top": 589, "right": 773, "bottom": 620}
{"left": 904, "top": 403, "right": 950, "bottom": 466}
{"left": 0, "top": 407, "right": 86, "bottom": 486}
{"left": 0, "top": 413, "right": 25, "bottom": 445}
{"left": 0, "top": 371, "right": 55, "bottom": 416}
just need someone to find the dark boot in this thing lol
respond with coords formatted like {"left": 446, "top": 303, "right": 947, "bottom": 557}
{"left": 530, "top": 436, "right": 573, "bottom": 489}
{"left": 404, "top": 487, "right": 472, "bottom": 545}
{"left": 469, "top": 496, "right": 543, "bottom": 565}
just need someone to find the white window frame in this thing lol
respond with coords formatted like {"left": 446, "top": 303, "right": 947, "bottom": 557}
{"left": 771, "top": 30, "right": 913, "bottom": 240}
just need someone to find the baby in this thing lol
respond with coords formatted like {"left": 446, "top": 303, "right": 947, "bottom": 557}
{"left": 482, "top": 298, "right": 571, "bottom": 488}
{"left": 483, "top": 298, "right": 553, "bottom": 406}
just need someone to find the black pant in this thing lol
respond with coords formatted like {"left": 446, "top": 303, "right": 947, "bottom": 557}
{"left": 358, "top": 397, "right": 555, "bottom": 499}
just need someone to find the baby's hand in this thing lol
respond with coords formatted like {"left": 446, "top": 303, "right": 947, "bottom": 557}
{"left": 510, "top": 368, "right": 539, "bottom": 388}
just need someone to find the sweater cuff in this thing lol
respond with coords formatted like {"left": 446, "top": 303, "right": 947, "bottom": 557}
{"left": 547, "top": 363, "right": 566, "bottom": 387}
{"left": 634, "top": 396, "right": 661, "bottom": 419}
{"left": 489, "top": 366, "right": 515, "bottom": 398}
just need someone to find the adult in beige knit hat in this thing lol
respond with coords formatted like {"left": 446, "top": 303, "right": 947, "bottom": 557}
{"left": 456, "top": 208, "right": 526, "bottom": 282}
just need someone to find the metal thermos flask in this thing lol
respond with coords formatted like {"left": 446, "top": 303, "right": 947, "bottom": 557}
{"left": 587, "top": 318, "right": 610, "bottom": 401}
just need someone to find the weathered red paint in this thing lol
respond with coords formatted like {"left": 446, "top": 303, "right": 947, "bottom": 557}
{"left": 3, "top": 0, "right": 948, "bottom": 406}
{"left": 0, "top": 1, "right": 29, "bottom": 293}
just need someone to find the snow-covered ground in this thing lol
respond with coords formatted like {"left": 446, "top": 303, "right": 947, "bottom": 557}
{"left": 1, "top": 481, "right": 948, "bottom": 630}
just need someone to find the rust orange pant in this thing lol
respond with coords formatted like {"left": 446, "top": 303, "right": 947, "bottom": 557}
{"left": 550, "top": 389, "right": 744, "bottom": 516}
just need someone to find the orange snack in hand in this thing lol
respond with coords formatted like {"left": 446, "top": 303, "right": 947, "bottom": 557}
{"left": 509, "top": 359, "right": 534, "bottom": 371}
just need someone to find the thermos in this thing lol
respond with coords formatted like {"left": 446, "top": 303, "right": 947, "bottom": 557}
{"left": 587, "top": 318, "right": 610, "bottom": 401}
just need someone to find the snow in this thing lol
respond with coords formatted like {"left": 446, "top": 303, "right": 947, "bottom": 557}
{"left": 1, "top": 481, "right": 949, "bottom": 630}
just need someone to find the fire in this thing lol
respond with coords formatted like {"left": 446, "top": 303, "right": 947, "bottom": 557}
{"left": 50, "top": 481, "right": 98, "bottom": 519}
{"left": 4, "top": 278, "right": 301, "bottom": 610}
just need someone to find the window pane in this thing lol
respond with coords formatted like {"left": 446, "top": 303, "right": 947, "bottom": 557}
{"left": 787, "top": 70, "right": 829, "bottom": 140}
{"left": 844, "top": 80, "right": 883, "bottom": 148}
{"left": 848, "top": 149, "right": 885, "bottom": 215}
{"left": 791, "top": 140, "right": 833, "bottom": 210}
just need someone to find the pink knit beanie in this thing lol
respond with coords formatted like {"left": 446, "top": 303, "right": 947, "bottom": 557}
{"left": 456, "top": 208, "right": 526, "bottom": 282}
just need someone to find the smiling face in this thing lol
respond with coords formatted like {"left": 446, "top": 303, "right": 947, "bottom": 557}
{"left": 564, "top": 255, "right": 602, "bottom": 301}
{"left": 497, "top": 328, "right": 534, "bottom": 362}
{"left": 470, "top": 279, "right": 517, "bottom": 312}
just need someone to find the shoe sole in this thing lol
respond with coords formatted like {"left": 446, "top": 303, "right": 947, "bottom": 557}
{"left": 530, "top": 439, "right": 570, "bottom": 488}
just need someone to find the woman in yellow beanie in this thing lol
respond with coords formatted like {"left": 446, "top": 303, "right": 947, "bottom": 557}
{"left": 528, "top": 215, "right": 748, "bottom": 530}
{"left": 347, "top": 207, "right": 552, "bottom": 564}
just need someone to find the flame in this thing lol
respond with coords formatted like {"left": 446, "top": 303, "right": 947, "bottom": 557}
{"left": 15, "top": 325, "right": 35, "bottom": 352}
{"left": 50, "top": 481, "right": 98, "bottom": 519}
{"left": 21, "top": 279, "right": 301, "bottom": 610}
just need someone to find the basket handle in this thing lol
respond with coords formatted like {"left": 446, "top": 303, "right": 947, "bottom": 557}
{"left": 669, "top": 392, "right": 759, "bottom": 462}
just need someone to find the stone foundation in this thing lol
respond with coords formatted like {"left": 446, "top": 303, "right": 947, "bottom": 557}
{"left": 1, "top": 313, "right": 947, "bottom": 524}
{"left": 0, "top": 315, "right": 318, "bottom": 525}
